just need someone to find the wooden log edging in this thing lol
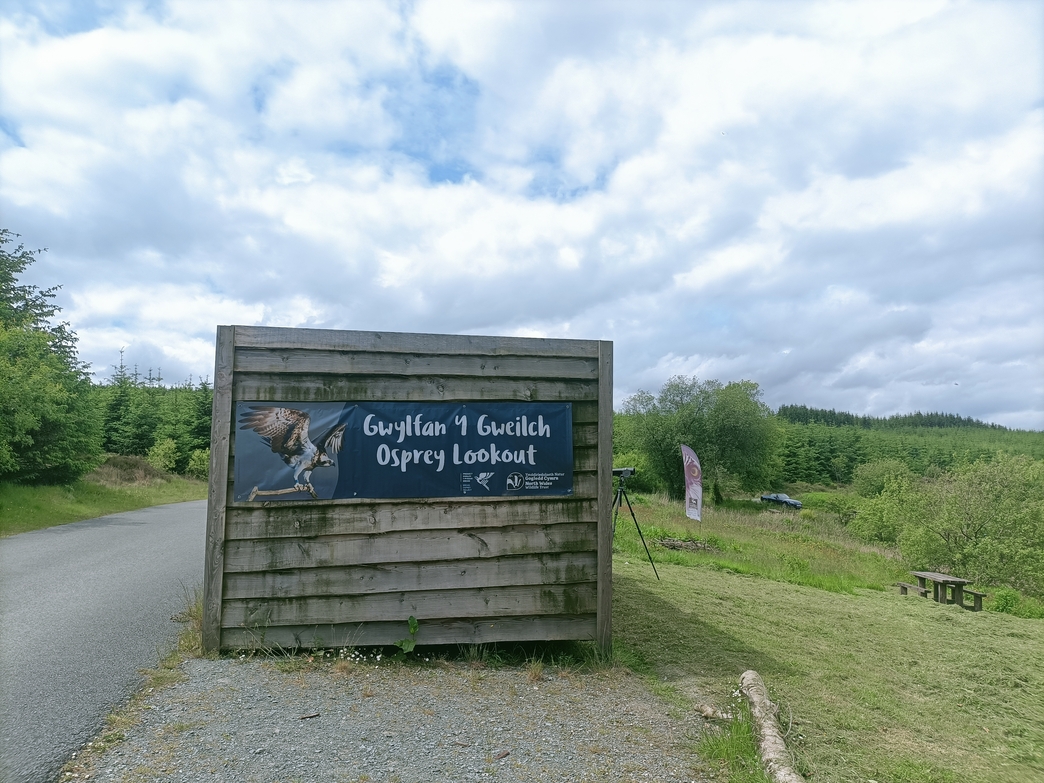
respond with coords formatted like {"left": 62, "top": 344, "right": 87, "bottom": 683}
{"left": 738, "top": 670, "right": 806, "bottom": 783}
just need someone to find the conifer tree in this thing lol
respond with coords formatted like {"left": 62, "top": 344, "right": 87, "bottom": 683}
{"left": 0, "top": 229, "right": 102, "bottom": 483}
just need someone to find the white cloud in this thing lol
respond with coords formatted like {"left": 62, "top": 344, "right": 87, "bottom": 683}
{"left": 411, "top": 0, "right": 518, "bottom": 75}
{"left": 262, "top": 64, "right": 396, "bottom": 145}
{"left": 0, "top": 0, "right": 1040, "bottom": 427}
{"left": 760, "top": 111, "right": 1044, "bottom": 233}
{"left": 68, "top": 284, "right": 264, "bottom": 332}
{"left": 674, "top": 241, "right": 785, "bottom": 292}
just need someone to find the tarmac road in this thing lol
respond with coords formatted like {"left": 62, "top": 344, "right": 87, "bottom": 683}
{"left": 0, "top": 501, "right": 207, "bottom": 783}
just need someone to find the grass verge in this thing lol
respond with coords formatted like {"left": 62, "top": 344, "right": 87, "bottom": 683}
{"left": 696, "top": 701, "right": 772, "bottom": 783}
{"left": 60, "top": 586, "right": 206, "bottom": 780}
{"left": 0, "top": 455, "right": 207, "bottom": 537}
{"left": 613, "top": 495, "right": 1044, "bottom": 783}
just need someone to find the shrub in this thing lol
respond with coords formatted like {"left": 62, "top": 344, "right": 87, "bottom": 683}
{"left": 146, "top": 438, "right": 178, "bottom": 474}
{"left": 186, "top": 448, "right": 210, "bottom": 480}
{"left": 800, "top": 491, "right": 860, "bottom": 524}
{"left": 893, "top": 454, "right": 1044, "bottom": 596}
{"left": 990, "top": 587, "right": 1020, "bottom": 615}
{"left": 613, "top": 450, "right": 663, "bottom": 494}
{"left": 849, "top": 475, "right": 920, "bottom": 544}
{"left": 852, "top": 458, "right": 913, "bottom": 497}
{"left": 86, "top": 454, "right": 167, "bottom": 487}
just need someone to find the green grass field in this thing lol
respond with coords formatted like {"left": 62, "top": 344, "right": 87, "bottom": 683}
{"left": 612, "top": 495, "right": 1044, "bottom": 783}
{"left": 0, "top": 456, "right": 207, "bottom": 537}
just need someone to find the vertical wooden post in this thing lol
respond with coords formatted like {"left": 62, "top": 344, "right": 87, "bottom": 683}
{"left": 596, "top": 340, "right": 614, "bottom": 652}
{"left": 202, "top": 325, "right": 235, "bottom": 652}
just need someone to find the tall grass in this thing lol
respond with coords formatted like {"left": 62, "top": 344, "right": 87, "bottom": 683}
{"left": 614, "top": 493, "right": 907, "bottom": 594}
{"left": 696, "top": 702, "right": 772, "bottom": 783}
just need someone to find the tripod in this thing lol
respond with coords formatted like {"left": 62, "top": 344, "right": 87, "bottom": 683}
{"left": 612, "top": 471, "right": 659, "bottom": 580}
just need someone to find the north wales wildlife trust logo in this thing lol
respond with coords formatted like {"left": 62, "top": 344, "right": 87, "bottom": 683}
{"left": 506, "top": 472, "right": 524, "bottom": 491}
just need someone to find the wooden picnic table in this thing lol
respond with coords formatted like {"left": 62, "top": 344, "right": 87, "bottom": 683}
{"left": 910, "top": 570, "right": 973, "bottom": 606}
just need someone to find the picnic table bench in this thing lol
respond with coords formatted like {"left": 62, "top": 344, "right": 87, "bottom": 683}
{"left": 899, "top": 571, "right": 986, "bottom": 611}
{"left": 895, "top": 581, "right": 930, "bottom": 598}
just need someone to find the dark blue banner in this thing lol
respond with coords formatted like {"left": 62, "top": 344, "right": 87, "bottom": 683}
{"left": 233, "top": 401, "right": 573, "bottom": 502}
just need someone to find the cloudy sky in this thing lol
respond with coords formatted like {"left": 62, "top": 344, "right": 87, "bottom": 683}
{"left": 2, "top": 1, "right": 1042, "bottom": 428}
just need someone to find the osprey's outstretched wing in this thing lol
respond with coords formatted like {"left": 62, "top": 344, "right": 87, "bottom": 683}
{"left": 318, "top": 423, "right": 346, "bottom": 455}
{"left": 238, "top": 407, "right": 311, "bottom": 457}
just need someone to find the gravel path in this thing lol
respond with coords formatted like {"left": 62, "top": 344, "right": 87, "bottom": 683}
{"left": 78, "top": 656, "right": 711, "bottom": 782}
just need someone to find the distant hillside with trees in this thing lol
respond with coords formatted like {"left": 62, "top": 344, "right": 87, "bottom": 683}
{"left": 775, "top": 420, "right": 1044, "bottom": 486}
{"left": 615, "top": 376, "right": 1044, "bottom": 598}
{"left": 777, "top": 404, "right": 1008, "bottom": 430}
{"left": 95, "top": 356, "right": 212, "bottom": 479}
{"left": 615, "top": 376, "right": 1043, "bottom": 495}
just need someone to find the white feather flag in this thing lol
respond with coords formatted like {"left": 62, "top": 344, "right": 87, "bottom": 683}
{"left": 681, "top": 444, "right": 702, "bottom": 521}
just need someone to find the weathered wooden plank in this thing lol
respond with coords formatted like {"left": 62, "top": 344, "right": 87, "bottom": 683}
{"left": 223, "top": 522, "right": 597, "bottom": 573}
{"left": 225, "top": 394, "right": 597, "bottom": 425}
{"left": 219, "top": 614, "right": 597, "bottom": 650}
{"left": 596, "top": 339, "right": 614, "bottom": 651}
{"left": 573, "top": 423, "right": 597, "bottom": 448}
{"left": 232, "top": 326, "right": 600, "bottom": 358}
{"left": 222, "top": 552, "right": 599, "bottom": 600}
{"left": 231, "top": 373, "right": 599, "bottom": 403}
{"left": 233, "top": 348, "right": 599, "bottom": 380}
{"left": 203, "top": 325, "right": 236, "bottom": 653}
{"left": 225, "top": 470, "right": 599, "bottom": 508}
{"left": 574, "top": 447, "right": 598, "bottom": 472}
{"left": 225, "top": 499, "right": 598, "bottom": 540}
{"left": 573, "top": 401, "right": 598, "bottom": 424}
{"left": 223, "top": 582, "right": 598, "bottom": 627}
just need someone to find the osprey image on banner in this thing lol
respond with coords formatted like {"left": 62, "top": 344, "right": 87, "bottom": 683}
{"left": 681, "top": 444, "right": 702, "bottom": 522}
{"left": 238, "top": 406, "right": 347, "bottom": 499}
{"left": 234, "top": 401, "right": 574, "bottom": 502}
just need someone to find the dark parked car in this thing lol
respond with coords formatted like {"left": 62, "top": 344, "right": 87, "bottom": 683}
{"left": 760, "top": 493, "right": 802, "bottom": 509}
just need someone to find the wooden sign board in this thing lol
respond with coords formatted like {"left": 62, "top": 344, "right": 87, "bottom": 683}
{"left": 202, "top": 326, "right": 613, "bottom": 652}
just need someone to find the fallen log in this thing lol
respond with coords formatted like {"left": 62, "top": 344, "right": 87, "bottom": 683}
{"left": 738, "top": 670, "right": 805, "bottom": 783}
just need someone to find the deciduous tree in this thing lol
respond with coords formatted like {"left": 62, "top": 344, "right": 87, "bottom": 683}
{"left": 622, "top": 375, "right": 778, "bottom": 498}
